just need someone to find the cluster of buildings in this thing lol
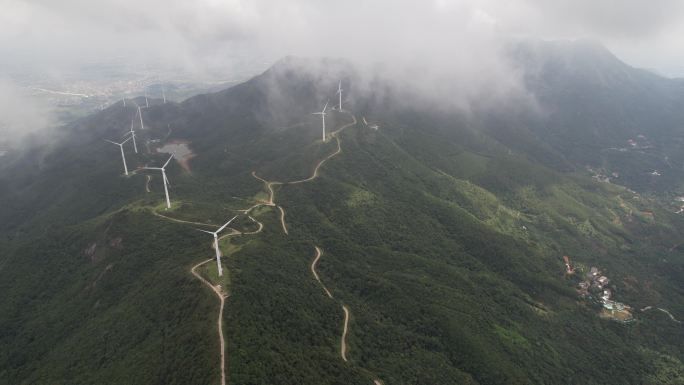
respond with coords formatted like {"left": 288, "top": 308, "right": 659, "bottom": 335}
{"left": 586, "top": 166, "right": 619, "bottom": 184}
{"left": 577, "top": 266, "right": 632, "bottom": 320}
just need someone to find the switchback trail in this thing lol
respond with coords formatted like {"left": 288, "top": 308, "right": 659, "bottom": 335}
{"left": 311, "top": 247, "right": 333, "bottom": 298}
{"left": 153, "top": 203, "right": 265, "bottom": 385}
{"left": 260, "top": 113, "right": 383, "bottom": 383}
{"left": 151, "top": 111, "right": 382, "bottom": 384}
{"left": 191, "top": 259, "right": 227, "bottom": 385}
{"left": 341, "top": 305, "right": 350, "bottom": 362}
{"left": 310, "top": 247, "right": 350, "bottom": 361}
{"left": 151, "top": 209, "right": 219, "bottom": 228}
{"left": 641, "top": 306, "right": 683, "bottom": 323}
{"left": 252, "top": 113, "right": 357, "bottom": 235}
{"left": 310, "top": 247, "right": 383, "bottom": 385}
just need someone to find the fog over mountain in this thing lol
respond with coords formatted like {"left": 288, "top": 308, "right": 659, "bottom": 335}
{"left": 1, "top": 0, "right": 684, "bottom": 144}
{"left": 2, "top": 2, "right": 684, "bottom": 384}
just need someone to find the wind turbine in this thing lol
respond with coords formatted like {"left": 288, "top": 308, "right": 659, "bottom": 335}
{"left": 312, "top": 101, "right": 328, "bottom": 141}
{"left": 126, "top": 113, "right": 138, "bottom": 153}
{"left": 122, "top": 97, "right": 126, "bottom": 107}
{"left": 196, "top": 215, "right": 238, "bottom": 277}
{"left": 143, "top": 154, "right": 174, "bottom": 209}
{"left": 137, "top": 106, "right": 145, "bottom": 130}
{"left": 336, "top": 81, "right": 343, "bottom": 111}
{"left": 161, "top": 84, "right": 166, "bottom": 104}
{"left": 144, "top": 91, "right": 149, "bottom": 108}
{"left": 105, "top": 136, "right": 133, "bottom": 175}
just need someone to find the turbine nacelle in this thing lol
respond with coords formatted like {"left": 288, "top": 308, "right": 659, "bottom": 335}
{"left": 195, "top": 215, "right": 239, "bottom": 277}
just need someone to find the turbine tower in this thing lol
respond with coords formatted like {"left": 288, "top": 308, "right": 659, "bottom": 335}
{"left": 336, "top": 81, "right": 343, "bottom": 111}
{"left": 161, "top": 84, "right": 166, "bottom": 104}
{"left": 196, "top": 215, "right": 239, "bottom": 276}
{"left": 143, "top": 154, "right": 174, "bottom": 209}
{"left": 312, "top": 101, "right": 329, "bottom": 141}
{"left": 122, "top": 97, "right": 126, "bottom": 107}
{"left": 105, "top": 136, "right": 133, "bottom": 175}
{"left": 137, "top": 106, "right": 145, "bottom": 130}
{"left": 126, "top": 114, "right": 138, "bottom": 153}
{"left": 144, "top": 91, "right": 149, "bottom": 108}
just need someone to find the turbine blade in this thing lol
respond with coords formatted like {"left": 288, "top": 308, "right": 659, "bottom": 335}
{"left": 322, "top": 101, "right": 328, "bottom": 112}
{"left": 104, "top": 139, "right": 118, "bottom": 145}
{"left": 121, "top": 135, "right": 133, "bottom": 144}
{"left": 196, "top": 228, "right": 215, "bottom": 235}
{"left": 217, "top": 215, "right": 239, "bottom": 233}
{"left": 163, "top": 154, "right": 174, "bottom": 168}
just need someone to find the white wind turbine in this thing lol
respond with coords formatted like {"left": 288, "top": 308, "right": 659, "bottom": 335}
{"left": 105, "top": 136, "right": 133, "bottom": 176}
{"left": 336, "top": 81, "right": 343, "bottom": 111}
{"left": 143, "top": 154, "right": 174, "bottom": 209}
{"left": 137, "top": 106, "right": 145, "bottom": 130}
{"left": 144, "top": 91, "right": 149, "bottom": 108}
{"left": 196, "top": 215, "right": 239, "bottom": 277}
{"left": 122, "top": 97, "right": 126, "bottom": 107}
{"left": 161, "top": 84, "right": 167, "bottom": 104}
{"left": 125, "top": 113, "right": 138, "bottom": 153}
{"left": 312, "top": 101, "right": 329, "bottom": 141}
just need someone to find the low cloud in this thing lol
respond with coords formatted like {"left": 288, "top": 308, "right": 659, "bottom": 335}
{"left": 1, "top": 0, "right": 683, "bottom": 143}
{"left": 0, "top": 79, "right": 55, "bottom": 146}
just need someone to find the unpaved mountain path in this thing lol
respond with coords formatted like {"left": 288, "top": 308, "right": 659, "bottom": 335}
{"left": 641, "top": 306, "right": 683, "bottom": 323}
{"left": 341, "top": 305, "right": 350, "bottom": 362}
{"left": 251, "top": 113, "right": 357, "bottom": 235}
{"left": 191, "top": 259, "right": 227, "bottom": 385}
{"left": 310, "top": 248, "right": 350, "bottom": 361}
{"left": 254, "top": 113, "right": 383, "bottom": 383}
{"left": 153, "top": 207, "right": 264, "bottom": 385}
{"left": 277, "top": 206, "right": 289, "bottom": 235}
{"left": 151, "top": 210, "right": 219, "bottom": 228}
{"left": 311, "top": 247, "right": 333, "bottom": 298}
{"left": 152, "top": 111, "right": 383, "bottom": 384}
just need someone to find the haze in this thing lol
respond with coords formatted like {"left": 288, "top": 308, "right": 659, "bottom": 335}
{"left": 1, "top": 0, "right": 683, "bottom": 144}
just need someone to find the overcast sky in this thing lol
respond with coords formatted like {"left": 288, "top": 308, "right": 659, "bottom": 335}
{"left": 1, "top": 0, "right": 683, "bottom": 76}
{"left": 1, "top": 0, "right": 683, "bottom": 145}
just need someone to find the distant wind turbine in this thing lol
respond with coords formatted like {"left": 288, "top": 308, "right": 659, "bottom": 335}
{"left": 312, "top": 101, "right": 329, "bottom": 141}
{"left": 105, "top": 136, "right": 133, "bottom": 175}
{"left": 126, "top": 113, "right": 138, "bottom": 153}
{"left": 196, "top": 215, "right": 239, "bottom": 277}
{"left": 145, "top": 91, "right": 149, "bottom": 108}
{"left": 143, "top": 154, "right": 174, "bottom": 209}
{"left": 122, "top": 97, "right": 126, "bottom": 107}
{"left": 336, "top": 81, "right": 343, "bottom": 111}
{"left": 138, "top": 106, "right": 145, "bottom": 130}
{"left": 161, "top": 84, "right": 166, "bottom": 104}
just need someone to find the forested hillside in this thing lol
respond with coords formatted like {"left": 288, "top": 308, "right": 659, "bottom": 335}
{"left": 1, "top": 42, "right": 683, "bottom": 385}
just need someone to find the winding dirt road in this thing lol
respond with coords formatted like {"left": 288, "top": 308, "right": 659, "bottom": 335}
{"left": 288, "top": 115, "right": 356, "bottom": 186}
{"left": 191, "top": 259, "right": 227, "bottom": 385}
{"left": 341, "top": 305, "right": 350, "bottom": 362}
{"left": 641, "top": 306, "right": 683, "bottom": 323}
{"left": 150, "top": 111, "right": 382, "bottom": 384}
{"left": 310, "top": 247, "right": 356, "bottom": 368}
{"left": 151, "top": 210, "right": 219, "bottom": 228}
{"left": 278, "top": 206, "right": 289, "bottom": 235}
{"left": 310, "top": 247, "right": 333, "bottom": 298}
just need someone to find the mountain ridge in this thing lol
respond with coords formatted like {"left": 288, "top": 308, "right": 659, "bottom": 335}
{"left": 1, "top": 40, "right": 683, "bottom": 384}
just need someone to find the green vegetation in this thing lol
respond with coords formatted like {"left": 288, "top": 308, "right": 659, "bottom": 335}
{"left": 1, "top": 52, "right": 683, "bottom": 385}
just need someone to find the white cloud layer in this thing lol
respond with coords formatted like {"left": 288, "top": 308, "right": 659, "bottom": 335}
{"left": 0, "top": 0, "right": 683, "bottom": 144}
